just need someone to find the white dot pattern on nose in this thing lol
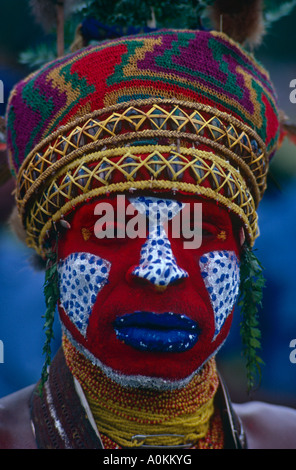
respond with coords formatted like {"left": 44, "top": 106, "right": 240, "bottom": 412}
{"left": 58, "top": 252, "right": 111, "bottom": 336}
{"left": 199, "top": 250, "right": 240, "bottom": 340}
{"left": 129, "top": 196, "right": 188, "bottom": 286}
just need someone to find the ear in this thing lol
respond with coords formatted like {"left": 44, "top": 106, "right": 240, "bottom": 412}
{"left": 239, "top": 226, "right": 246, "bottom": 247}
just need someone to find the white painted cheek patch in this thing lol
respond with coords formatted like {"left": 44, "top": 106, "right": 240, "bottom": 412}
{"left": 57, "top": 252, "right": 111, "bottom": 337}
{"left": 199, "top": 250, "right": 240, "bottom": 340}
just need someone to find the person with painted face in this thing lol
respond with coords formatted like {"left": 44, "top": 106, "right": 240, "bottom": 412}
{"left": 1, "top": 23, "right": 296, "bottom": 449}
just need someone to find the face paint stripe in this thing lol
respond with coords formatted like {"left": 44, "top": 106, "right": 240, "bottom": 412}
{"left": 129, "top": 196, "right": 188, "bottom": 286}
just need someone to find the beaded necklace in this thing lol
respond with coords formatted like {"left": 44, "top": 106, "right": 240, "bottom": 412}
{"left": 63, "top": 335, "right": 224, "bottom": 448}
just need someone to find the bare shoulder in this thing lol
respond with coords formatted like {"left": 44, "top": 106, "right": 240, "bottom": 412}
{"left": 233, "top": 401, "right": 296, "bottom": 449}
{"left": 0, "top": 385, "right": 37, "bottom": 449}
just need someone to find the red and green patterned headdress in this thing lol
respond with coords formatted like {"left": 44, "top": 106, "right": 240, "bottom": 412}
{"left": 6, "top": 28, "right": 280, "bottom": 257}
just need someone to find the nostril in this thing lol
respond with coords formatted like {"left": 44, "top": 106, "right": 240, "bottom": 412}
{"left": 170, "top": 276, "right": 186, "bottom": 287}
{"left": 131, "top": 275, "right": 152, "bottom": 287}
{"left": 127, "top": 273, "right": 186, "bottom": 293}
{"left": 126, "top": 267, "right": 161, "bottom": 291}
{"left": 125, "top": 265, "right": 148, "bottom": 286}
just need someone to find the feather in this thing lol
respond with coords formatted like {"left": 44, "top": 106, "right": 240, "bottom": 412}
{"left": 29, "top": 0, "right": 81, "bottom": 57}
{"left": 264, "top": 0, "right": 296, "bottom": 26}
{"left": 208, "top": 0, "right": 265, "bottom": 47}
{"left": 29, "top": 0, "right": 59, "bottom": 31}
{"left": 9, "top": 206, "right": 47, "bottom": 270}
{"left": 278, "top": 110, "right": 296, "bottom": 147}
{"left": 29, "top": 0, "right": 81, "bottom": 31}
{"left": 0, "top": 117, "right": 10, "bottom": 185}
{"left": 0, "top": 156, "right": 11, "bottom": 186}
{"left": 29, "top": 253, "right": 47, "bottom": 271}
{"left": 280, "top": 121, "right": 296, "bottom": 146}
{"left": 0, "top": 115, "right": 6, "bottom": 145}
{"left": 8, "top": 206, "right": 27, "bottom": 245}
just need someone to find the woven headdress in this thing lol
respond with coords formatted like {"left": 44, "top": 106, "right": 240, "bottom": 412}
{"left": 5, "top": 0, "right": 293, "bottom": 392}
{"left": 6, "top": 27, "right": 280, "bottom": 257}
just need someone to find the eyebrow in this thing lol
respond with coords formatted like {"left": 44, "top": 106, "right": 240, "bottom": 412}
{"left": 201, "top": 211, "right": 228, "bottom": 226}
{"left": 79, "top": 196, "right": 231, "bottom": 230}
{"left": 180, "top": 202, "right": 230, "bottom": 227}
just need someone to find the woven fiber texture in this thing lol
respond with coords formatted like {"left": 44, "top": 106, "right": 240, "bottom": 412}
{"left": 5, "top": 29, "right": 280, "bottom": 254}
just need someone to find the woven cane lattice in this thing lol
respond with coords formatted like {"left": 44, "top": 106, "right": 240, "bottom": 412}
{"left": 25, "top": 145, "right": 258, "bottom": 255}
{"left": 17, "top": 100, "right": 267, "bottom": 217}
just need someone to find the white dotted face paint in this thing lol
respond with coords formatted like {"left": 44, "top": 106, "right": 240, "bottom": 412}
{"left": 129, "top": 196, "right": 188, "bottom": 287}
{"left": 58, "top": 252, "right": 111, "bottom": 336}
{"left": 199, "top": 250, "right": 240, "bottom": 340}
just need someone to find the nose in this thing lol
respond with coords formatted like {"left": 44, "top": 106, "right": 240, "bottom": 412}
{"left": 131, "top": 223, "right": 188, "bottom": 290}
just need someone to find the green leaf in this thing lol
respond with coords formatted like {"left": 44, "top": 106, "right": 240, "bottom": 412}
{"left": 39, "top": 242, "right": 59, "bottom": 396}
{"left": 250, "top": 338, "right": 261, "bottom": 349}
{"left": 238, "top": 244, "right": 266, "bottom": 394}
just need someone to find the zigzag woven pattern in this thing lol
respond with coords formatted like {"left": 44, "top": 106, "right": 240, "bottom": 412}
{"left": 5, "top": 29, "right": 280, "bottom": 254}
{"left": 7, "top": 29, "right": 279, "bottom": 176}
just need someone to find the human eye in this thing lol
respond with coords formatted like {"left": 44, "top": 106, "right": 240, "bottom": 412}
{"left": 201, "top": 222, "right": 219, "bottom": 240}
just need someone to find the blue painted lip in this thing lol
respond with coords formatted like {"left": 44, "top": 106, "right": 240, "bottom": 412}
{"left": 113, "top": 311, "right": 199, "bottom": 353}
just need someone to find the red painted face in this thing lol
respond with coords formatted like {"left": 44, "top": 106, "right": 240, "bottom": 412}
{"left": 57, "top": 193, "right": 241, "bottom": 387}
